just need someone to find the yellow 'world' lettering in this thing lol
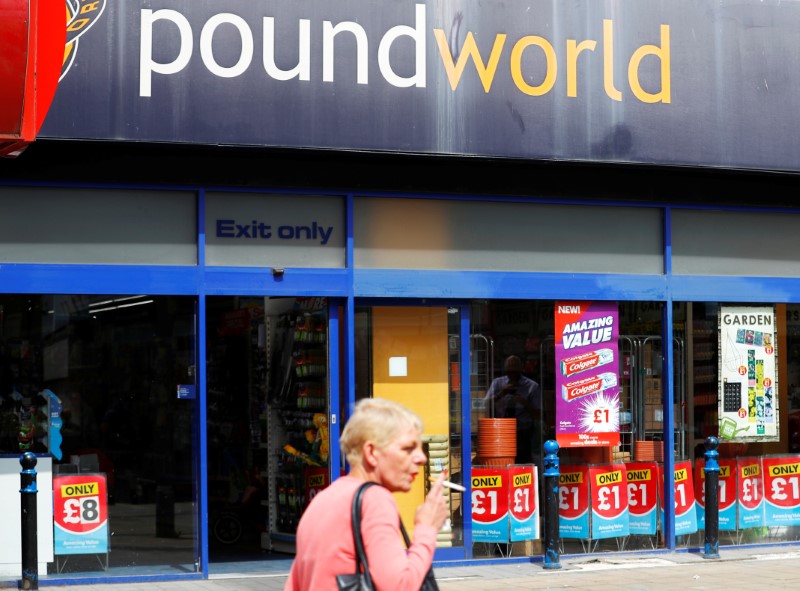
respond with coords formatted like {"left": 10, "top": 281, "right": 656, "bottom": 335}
{"left": 433, "top": 19, "right": 670, "bottom": 103}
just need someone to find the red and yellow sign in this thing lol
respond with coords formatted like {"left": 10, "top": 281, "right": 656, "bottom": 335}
{"left": 762, "top": 455, "right": 800, "bottom": 526}
{"left": 471, "top": 467, "right": 510, "bottom": 542}
{"left": 53, "top": 473, "right": 109, "bottom": 555}
{"left": 0, "top": 0, "right": 66, "bottom": 156}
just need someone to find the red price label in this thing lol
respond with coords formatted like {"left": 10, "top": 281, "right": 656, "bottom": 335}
{"left": 508, "top": 466, "right": 536, "bottom": 521}
{"left": 658, "top": 461, "right": 695, "bottom": 517}
{"left": 673, "top": 461, "right": 695, "bottom": 517}
{"left": 558, "top": 464, "right": 589, "bottom": 520}
{"left": 625, "top": 462, "right": 658, "bottom": 516}
{"left": 737, "top": 459, "right": 764, "bottom": 511}
{"left": 590, "top": 464, "right": 627, "bottom": 520}
{"left": 763, "top": 457, "right": 800, "bottom": 509}
{"left": 471, "top": 468, "right": 509, "bottom": 524}
{"left": 718, "top": 460, "right": 737, "bottom": 510}
{"left": 54, "top": 474, "right": 108, "bottom": 534}
{"left": 694, "top": 459, "right": 737, "bottom": 511}
{"left": 304, "top": 467, "right": 329, "bottom": 509}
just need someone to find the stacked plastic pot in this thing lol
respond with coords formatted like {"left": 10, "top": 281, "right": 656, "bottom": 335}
{"left": 477, "top": 418, "right": 516, "bottom": 466}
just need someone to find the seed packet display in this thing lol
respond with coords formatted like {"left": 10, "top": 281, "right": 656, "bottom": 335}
{"left": 718, "top": 306, "right": 778, "bottom": 443}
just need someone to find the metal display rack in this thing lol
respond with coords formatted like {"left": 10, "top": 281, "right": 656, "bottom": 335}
{"left": 539, "top": 335, "right": 685, "bottom": 462}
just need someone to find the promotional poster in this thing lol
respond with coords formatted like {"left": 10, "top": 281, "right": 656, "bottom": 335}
{"left": 53, "top": 473, "right": 109, "bottom": 556}
{"left": 736, "top": 456, "right": 766, "bottom": 530}
{"left": 694, "top": 458, "right": 737, "bottom": 531}
{"left": 558, "top": 464, "right": 590, "bottom": 539}
{"left": 625, "top": 461, "right": 659, "bottom": 536}
{"left": 762, "top": 455, "right": 800, "bottom": 527}
{"left": 718, "top": 306, "right": 778, "bottom": 442}
{"left": 471, "top": 467, "right": 511, "bottom": 543}
{"left": 471, "top": 465, "right": 540, "bottom": 543}
{"left": 555, "top": 301, "right": 620, "bottom": 447}
{"left": 589, "top": 463, "right": 629, "bottom": 539}
{"left": 508, "top": 465, "right": 539, "bottom": 541}
{"left": 658, "top": 460, "right": 697, "bottom": 536}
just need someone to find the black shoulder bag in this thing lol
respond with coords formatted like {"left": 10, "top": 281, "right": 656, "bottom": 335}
{"left": 336, "top": 482, "right": 440, "bottom": 591}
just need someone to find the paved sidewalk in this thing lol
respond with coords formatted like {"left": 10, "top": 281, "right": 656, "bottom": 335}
{"left": 23, "top": 545, "right": 800, "bottom": 591}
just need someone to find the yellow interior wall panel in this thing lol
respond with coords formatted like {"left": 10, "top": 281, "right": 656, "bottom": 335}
{"left": 371, "top": 306, "right": 450, "bottom": 533}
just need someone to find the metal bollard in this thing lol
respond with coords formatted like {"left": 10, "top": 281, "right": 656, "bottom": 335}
{"left": 542, "top": 439, "right": 561, "bottom": 569}
{"left": 19, "top": 451, "right": 38, "bottom": 590}
{"left": 703, "top": 436, "right": 720, "bottom": 560}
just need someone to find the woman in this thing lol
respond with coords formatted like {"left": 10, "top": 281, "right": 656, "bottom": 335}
{"left": 285, "top": 398, "right": 449, "bottom": 591}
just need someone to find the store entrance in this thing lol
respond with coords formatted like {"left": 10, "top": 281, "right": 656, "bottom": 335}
{"left": 206, "top": 296, "right": 331, "bottom": 565}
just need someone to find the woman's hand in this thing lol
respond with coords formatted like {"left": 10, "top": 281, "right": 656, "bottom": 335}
{"left": 414, "top": 476, "right": 449, "bottom": 530}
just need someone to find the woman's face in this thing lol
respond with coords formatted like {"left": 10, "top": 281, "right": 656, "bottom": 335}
{"left": 373, "top": 424, "right": 427, "bottom": 492}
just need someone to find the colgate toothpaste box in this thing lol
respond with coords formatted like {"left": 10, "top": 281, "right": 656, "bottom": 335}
{"left": 562, "top": 372, "right": 618, "bottom": 401}
{"left": 560, "top": 348, "right": 614, "bottom": 377}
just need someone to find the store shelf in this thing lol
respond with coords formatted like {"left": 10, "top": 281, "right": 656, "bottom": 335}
{"left": 689, "top": 312, "right": 719, "bottom": 457}
{"left": 618, "top": 335, "right": 685, "bottom": 461}
{"left": 267, "top": 302, "right": 330, "bottom": 546}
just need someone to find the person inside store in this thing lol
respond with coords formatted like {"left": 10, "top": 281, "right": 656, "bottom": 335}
{"left": 484, "top": 354, "right": 542, "bottom": 464}
{"left": 285, "top": 397, "right": 448, "bottom": 591}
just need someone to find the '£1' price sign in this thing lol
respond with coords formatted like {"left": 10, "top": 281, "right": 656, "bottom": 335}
{"left": 736, "top": 457, "right": 765, "bottom": 529}
{"left": 471, "top": 467, "right": 510, "bottom": 543}
{"left": 508, "top": 465, "right": 539, "bottom": 541}
{"left": 763, "top": 457, "right": 800, "bottom": 506}
{"left": 589, "top": 463, "right": 629, "bottom": 539}
{"left": 738, "top": 461, "right": 763, "bottom": 509}
{"left": 558, "top": 464, "right": 590, "bottom": 539}
{"left": 762, "top": 456, "right": 800, "bottom": 526}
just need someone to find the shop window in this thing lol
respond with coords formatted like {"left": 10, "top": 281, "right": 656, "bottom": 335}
{"left": 0, "top": 294, "right": 198, "bottom": 577}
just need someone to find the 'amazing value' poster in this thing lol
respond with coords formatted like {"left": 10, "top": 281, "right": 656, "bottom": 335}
{"left": 555, "top": 301, "right": 620, "bottom": 447}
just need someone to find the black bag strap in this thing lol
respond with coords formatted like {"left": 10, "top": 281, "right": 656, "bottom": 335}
{"left": 398, "top": 518, "right": 412, "bottom": 547}
{"left": 350, "top": 482, "right": 378, "bottom": 586}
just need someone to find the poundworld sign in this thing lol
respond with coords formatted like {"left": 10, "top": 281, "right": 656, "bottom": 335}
{"left": 41, "top": 0, "right": 800, "bottom": 173}
{"left": 139, "top": 6, "right": 670, "bottom": 104}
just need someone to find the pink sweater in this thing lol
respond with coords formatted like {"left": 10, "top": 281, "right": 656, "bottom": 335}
{"left": 284, "top": 476, "right": 438, "bottom": 591}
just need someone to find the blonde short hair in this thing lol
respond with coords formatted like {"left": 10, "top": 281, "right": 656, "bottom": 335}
{"left": 340, "top": 398, "right": 423, "bottom": 465}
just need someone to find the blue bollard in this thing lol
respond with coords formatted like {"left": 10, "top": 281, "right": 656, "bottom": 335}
{"left": 543, "top": 439, "right": 561, "bottom": 569}
{"left": 20, "top": 451, "right": 38, "bottom": 590}
{"left": 703, "top": 436, "right": 720, "bottom": 559}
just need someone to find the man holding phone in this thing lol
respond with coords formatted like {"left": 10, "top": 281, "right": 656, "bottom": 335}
{"left": 484, "top": 354, "right": 541, "bottom": 464}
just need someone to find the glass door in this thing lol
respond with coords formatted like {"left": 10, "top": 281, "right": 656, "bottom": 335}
{"left": 206, "top": 296, "right": 331, "bottom": 562}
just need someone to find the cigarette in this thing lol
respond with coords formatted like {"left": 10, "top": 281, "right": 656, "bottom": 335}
{"left": 429, "top": 477, "right": 466, "bottom": 492}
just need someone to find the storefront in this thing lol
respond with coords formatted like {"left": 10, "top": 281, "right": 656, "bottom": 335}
{"left": 2, "top": 0, "right": 800, "bottom": 586}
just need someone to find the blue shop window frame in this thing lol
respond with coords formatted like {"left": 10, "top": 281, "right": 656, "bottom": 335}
{"left": 1, "top": 184, "right": 799, "bottom": 572}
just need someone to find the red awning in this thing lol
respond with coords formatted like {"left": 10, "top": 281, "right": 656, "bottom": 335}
{"left": 0, "top": 0, "right": 66, "bottom": 157}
